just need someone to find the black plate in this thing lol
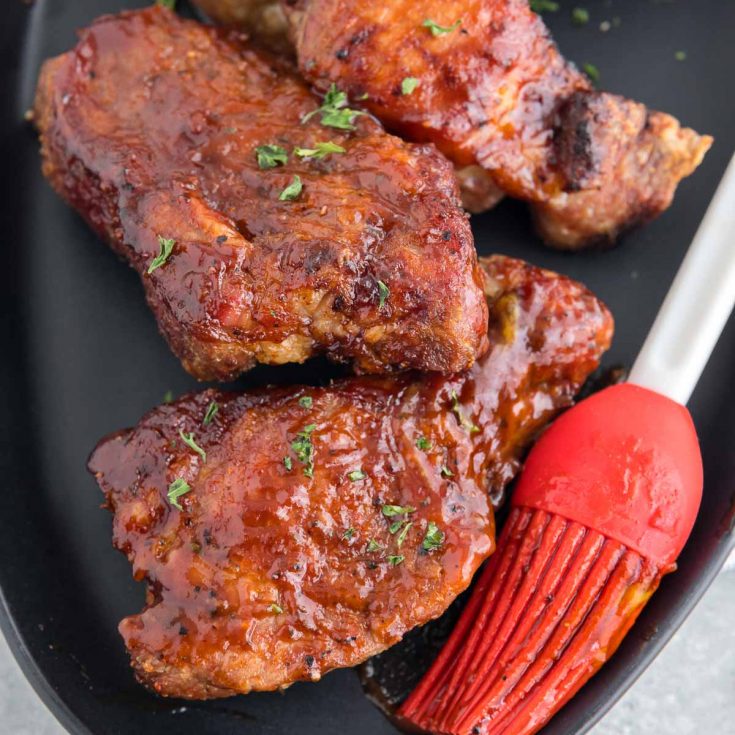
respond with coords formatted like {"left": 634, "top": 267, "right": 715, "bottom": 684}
{"left": 1, "top": 1, "right": 734, "bottom": 733}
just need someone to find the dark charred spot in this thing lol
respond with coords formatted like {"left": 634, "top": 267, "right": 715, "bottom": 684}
{"left": 335, "top": 48, "right": 349, "bottom": 60}
{"left": 305, "top": 655, "right": 315, "bottom": 668}
{"left": 179, "top": 626, "right": 188, "bottom": 636}
{"left": 216, "top": 234, "right": 228, "bottom": 244}
{"left": 442, "top": 230, "right": 452, "bottom": 241}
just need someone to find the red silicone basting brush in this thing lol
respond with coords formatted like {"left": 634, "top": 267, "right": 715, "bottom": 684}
{"left": 399, "top": 154, "right": 735, "bottom": 735}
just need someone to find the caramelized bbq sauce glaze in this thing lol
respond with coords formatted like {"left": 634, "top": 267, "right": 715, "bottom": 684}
{"left": 33, "top": 6, "right": 488, "bottom": 380}
{"left": 286, "top": 0, "right": 711, "bottom": 247}
{"left": 88, "top": 256, "right": 612, "bottom": 699}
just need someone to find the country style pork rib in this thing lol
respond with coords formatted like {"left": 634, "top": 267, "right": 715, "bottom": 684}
{"left": 193, "top": 0, "right": 711, "bottom": 248}
{"left": 33, "top": 7, "right": 488, "bottom": 381}
{"left": 88, "top": 255, "right": 613, "bottom": 699}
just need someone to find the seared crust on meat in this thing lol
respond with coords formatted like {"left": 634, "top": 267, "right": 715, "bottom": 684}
{"left": 284, "top": 0, "right": 711, "bottom": 248}
{"left": 88, "top": 255, "right": 613, "bottom": 698}
{"left": 33, "top": 7, "right": 488, "bottom": 380}
{"left": 192, "top": 0, "right": 292, "bottom": 54}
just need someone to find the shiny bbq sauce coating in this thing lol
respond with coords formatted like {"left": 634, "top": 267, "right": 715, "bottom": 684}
{"left": 33, "top": 7, "right": 488, "bottom": 380}
{"left": 88, "top": 256, "right": 613, "bottom": 699}
{"left": 286, "top": 0, "right": 711, "bottom": 248}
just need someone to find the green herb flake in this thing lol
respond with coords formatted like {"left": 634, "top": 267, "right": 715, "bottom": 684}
{"left": 422, "top": 521, "right": 444, "bottom": 552}
{"left": 279, "top": 175, "right": 303, "bottom": 201}
{"left": 163, "top": 390, "right": 174, "bottom": 403}
{"left": 675, "top": 50, "right": 687, "bottom": 62}
{"left": 301, "top": 84, "right": 365, "bottom": 131}
{"left": 179, "top": 429, "right": 207, "bottom": 462}
{"left": 401, "top": 77, "right": 420, "bottom": 95}
{"left": 291, "top": 423, "right": 316, "bottom": 477}
{"left": 343, "top": 527, "right": 356, "bottom": 540}
{"left": 389, "top": 520, "right": 405, "bottom": 535}
{"left": 367, "top": 538, "right": 384, "bottom": 553}
{"left": 156, "top": 0, "right": 176, "bottom": 9}
{"left": 298, "top": 395, "right": 313, "bottom": 409}
{"left": 571, "top": 7, "right": 589, "bottom": 25}
{"left": 529, "top": 0, "right": 559, "bottom": 13}
{"left": 582, "top": 62, "right": 600, "bottom": 83}
{"left": 294, "top": 141, "right": 346, "bottom": 159}
{"left": 450, "top": 390, "right": 480, "bottom": 433}
{"left": 396, "top": 522, "right": 412, "bottom": 548}
{"left": 147, "top": 235, "right": 175, "bottom": 274}
{"left": 255, "top": 144, "right": 288, "bottom": 169}
{"left": 203, "top": 401, "right": 219, "bottom": 425}
{"left": 267, "top": 603, "right": 283, "bottom": 614}
{"left": 388, "top": 555, "right": 405, "bottom": 566}
{"left": 382, "top": 504, "right": 417, "bottom": 518}
{"left": 348, "top": 469, "right": 366, "bottom": 481}
{"left": 167, "top": 477, "right": 191, "bottom": 510}
{"left": 440, "top": 465, "right": 454, "bottom": 478}
{"left": 422, "top": 18, "right": 461, "bottom": 36}
{"left": 415, "top": 435, "right": 431, "bottom": 452}
{"left": 283, "top": 456, "right": 293, "bottom": 471}
{"left": 377, "top": 280, "right": 389, "bottom": 309}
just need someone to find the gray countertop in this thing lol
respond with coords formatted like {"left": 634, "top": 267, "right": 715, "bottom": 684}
{"left": 2, "top": 567, "right": 733, "bottom": 735}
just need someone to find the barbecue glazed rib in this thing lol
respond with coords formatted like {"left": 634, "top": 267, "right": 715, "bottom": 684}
{"left": 33, "top": 7, "right": 488, "bottom": 381}
{"left": 202, "top": 0, "right": 711, "bottom": 248}
{"left": 88, "top": 255, "right": 613, "bottom": 699}
{"left": 287, "top": 0, "right": 712, "bottom": 248}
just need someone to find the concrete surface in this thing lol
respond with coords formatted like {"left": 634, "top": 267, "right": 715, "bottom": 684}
{"left": 2, "top": 568, "right": 734, "bottom": 734}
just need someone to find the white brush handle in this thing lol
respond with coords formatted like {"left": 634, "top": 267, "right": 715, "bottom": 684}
{"left": 629, "top": 153, "right": 735, "bottom": 406}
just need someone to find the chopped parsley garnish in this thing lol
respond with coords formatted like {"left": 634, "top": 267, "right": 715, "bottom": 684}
{"left": 675, "top": 50, "right": 687, "bottom": 62}
{"left": 571, "top": 7, "right": 589, "bottom": 25}
{"left": 294, "top": 141, "right": 346, "bottom": 158}
{"left": 422, "top": 521, "right": 444, "bottom": 551}
{"left": 348, "top": 469, "right": 366, "bottom": 481}
{"left": 441, "top": 465, "right": 454, "bottom": 478}
{"left": 179, "top": 429, "right": 206, "bottom": 462}
{"left": 388, "top": 555, "right": 405, "bottom": 566}
{"left": 450, "top": 390, "right": 480, "bottom": 433}
{"left": 267, "top": 603, "right": 283, "bottom": 614}
{"left": 291, "top": 423, "right": 316, "bottom": 477}
{"left": 422, "top": 18, "right": 461, "bottom": 36}
{"left": 203, "top": 401, "right": 219, "bottom": 425}
{"left": 279, "top": 175, "right": 303, "bottom": 201}
{"left": 147, "top": 235, "right": 175, "bottom": 274}
{"left": 377, "top": 280, "right": 389, "bottom": 309}
{"left": 582, "top": 62, "right": 600, "bottom": 83}
{"left": 163, "top": 390, "right": 173, "bottom": 403}
{"left": 298, "top": 395, "right": 313, "bottom": 409}
{"left": 167, "top": 477, "right": 191, "bottom": 510}
{"left": 343, "top": 527, "right": 356, "bottom": 540}
{"left": 401, "top": 77, "right": 420, "bottom": 95}
{"left": 529, "top": 0, "right": 559, "bottom": 13}
{"left": 389, "top": 520, "right": 405, "bottom": 534}
{"left": 382, "top": 504, "right": 416, "bottom": 518}
{"left": 415, "top": 435, "right": 431, "bottom": 451}
{"left": 396, "top": 522, "right": 412, "bottom": 547}
{"left": 367, "top": 538, "right": 384, "bottom": 553}
{"left": 156, "top": 0, "right": 176, "bottom": 9}
{"left": 255, "top": 144, "right": 288, "bottom": 169}
{"left": 283, "top": 456, "right": 293, "bottom": 471}
{"left": 301, "top": 84, "right": 365, "bottom": 130}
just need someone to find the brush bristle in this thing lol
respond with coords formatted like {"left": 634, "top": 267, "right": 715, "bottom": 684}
{"left": 398, "top": 507, "right": 665, "bottom": 735}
